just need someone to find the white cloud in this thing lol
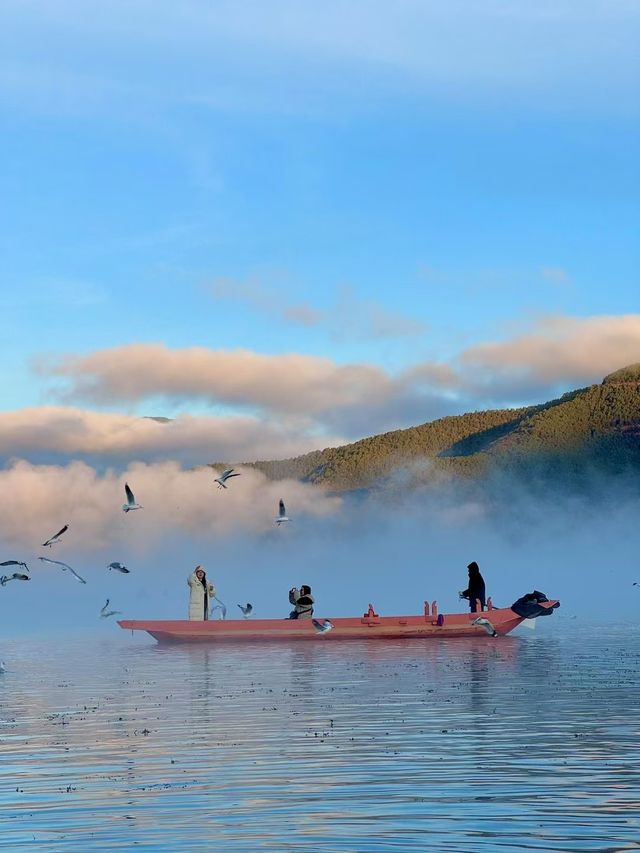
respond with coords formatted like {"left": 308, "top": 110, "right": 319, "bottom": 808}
{"left": 0, "top": 459, "right": 342, "bottom": 551}
{"left": 0, "top": 407, "right": 345, "bottom": 467}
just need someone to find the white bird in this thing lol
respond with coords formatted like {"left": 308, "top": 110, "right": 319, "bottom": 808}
{"left": 122, "top": 483, "right": 143, "bottom": 512}
{"left": 42, "top": 524, "right": 69, "bottom": 547}
{"left": 312, "top": 618, "right": 333, "bottom": 634}
{"left": 108, "top": 562, "right": 130, "bottom": 574}
{"left": 275, "top": 499, "right": 290, "bottom": 525}
{"left": 214, "top": 468, "right": 241, "bottom": 489}
{"left": 37, "top": 556, "right": 87, "bottom": 584}
{"left": 100, "top": 598, "right": 122, "bottom": 618}
{"left": 0, "top": 573, "right": 30, "bottom": 586}
{"left": 210, "top": 597, "right": 227, "bottom": 620}
{"left": 0, "top": 560, "right": 29, "bottom": 571}
{"left": 472, "top": 616, "right": 497, "bottom": 637}
{"left": 0, "top": 661, "right": 6, "bottom": 674}
{"left": 237, "top": 603, "right": 253, "bottom": 618}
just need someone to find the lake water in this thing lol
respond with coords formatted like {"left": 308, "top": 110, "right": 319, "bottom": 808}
{"left": 1, "top": 624, "right": 639, "bottom": 851}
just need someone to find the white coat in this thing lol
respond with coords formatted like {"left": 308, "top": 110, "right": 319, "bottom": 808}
{"left": 187, "top": 572, "right": 215, "bottom": 620}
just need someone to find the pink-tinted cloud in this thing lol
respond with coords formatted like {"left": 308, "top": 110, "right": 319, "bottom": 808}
{"left": 31, "top": 314, "right": 640, "bottom": 446}
{"left": 0, "top": 407, "right": 344, "bottom": 466}
{"left": 37, "top": 344, "right": 391, "bottom": 413}
{"left": 0, "top": 459, "right": 342, "bottom": 551}
{"left": 459, "top": 314, "right": 640, "bottom": 394}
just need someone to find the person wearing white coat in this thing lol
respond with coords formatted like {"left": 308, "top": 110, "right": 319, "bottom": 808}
{"left": 187, "top": 566, "right": 216, "bottom": 620}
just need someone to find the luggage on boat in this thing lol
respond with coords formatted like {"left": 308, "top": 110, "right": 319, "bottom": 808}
{"left": 511, "top": 590, "right": 560, "bottom": 619}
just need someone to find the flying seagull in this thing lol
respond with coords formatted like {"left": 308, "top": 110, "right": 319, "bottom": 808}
{"left": 275, "top": 499, "right": 290, "bottom": 525}
{"left": 210, "top": 597, "right": 227, "bottom": 620}
{"left": 472, "top": 616, "right": 498, "bottom": 637}
{"left": 38, "top": 556, "right": 87, "bottom": 584}
{"left": 108, "top": 562, "right": 130, "bottom": 574}
{"left": 237, "top": 603, "right": 253, "bottom": 618}
{"left": 214, "top": 468, "right": 241, "bottom": 489}
{"left": 100, "top": 598, "right": 122, "bottom": 619}
{"left": 0, "top": 573, "right": 31, "bottom": 586}
{"left": 312, "top": 619, "right": 333, "bottom": 634}
{"left": 42, "top": 524, "right": 69, "bottom": 547}
{"left": 122, "top": 483, "right": 143, "bottom": 513}
{"left": 0, "top": 560, "right": 29, "bottom": 571}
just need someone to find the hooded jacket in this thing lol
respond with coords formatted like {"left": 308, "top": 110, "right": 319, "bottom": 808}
{"left": 461, "top": 561, "right": 486, "bottom": 612}
{"left": 187, "top": 571, "right": 216, "bottom": 620}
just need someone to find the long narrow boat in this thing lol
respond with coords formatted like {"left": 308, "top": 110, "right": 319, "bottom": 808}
{"left": 119, "top": 599, "right": 559, "bottom": 643}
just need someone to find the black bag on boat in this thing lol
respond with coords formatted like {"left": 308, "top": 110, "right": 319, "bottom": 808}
{"left": 511, "top": 590, "right": 560, "bottom": 619}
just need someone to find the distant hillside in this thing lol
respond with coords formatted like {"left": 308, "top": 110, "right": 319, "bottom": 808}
{"left": 210, "top": 365, "right": 640, "bottom": 491}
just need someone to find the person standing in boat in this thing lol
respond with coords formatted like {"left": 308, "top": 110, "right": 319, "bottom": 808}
{"left": 188, "top": 565, "right": 215, "bottom": 620}
{"left": 459, "top": 561, "right": 486, "bottom": 612}
{"left": 288, "top": 585, "right": 314, "bottom": 619}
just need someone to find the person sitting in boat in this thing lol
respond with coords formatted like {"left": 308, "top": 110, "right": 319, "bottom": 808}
{"left": 188, "top": 565, "right": 215, "bottom": 621}
{"left": 288, "top": 585, "right": 314, "bottom": 619}
{"left": 459, "top": 561, "right": 486, "bottom": 613}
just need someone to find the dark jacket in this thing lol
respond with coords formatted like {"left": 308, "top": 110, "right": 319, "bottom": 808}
{"left": 461, "top": 562, "right": 486, "bottom": 612}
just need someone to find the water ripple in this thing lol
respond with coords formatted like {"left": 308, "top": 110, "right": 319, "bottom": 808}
{"left": 1, "top": 627, "right": 639, "bottom": 851}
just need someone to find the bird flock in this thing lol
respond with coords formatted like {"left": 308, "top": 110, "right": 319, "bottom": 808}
{"left": 1, "top": 471, "right": 292, "bottom": 626}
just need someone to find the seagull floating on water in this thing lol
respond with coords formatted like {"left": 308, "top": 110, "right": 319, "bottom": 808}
{"left": 214, "top": 468, "right": 241, "bottom": 489}
{"left": 0, "top": 560, "right": 29, "bottom": 571}
{"left": 275, "top": 499, "right": 290, "bottom": 525}
{"left": 38, "top": 556, "right": 87, "bottom": 584}
{"left": 0, "top": 661, "right": 6, "bottom": 674}
{"left": 122, "top": 483, "right": 143, "bottom": 513}
{"left": 312, "top": 619, "right": 333, "bottom": 634}
{"left": 42, "top": 524, "right": 69, "bottom": 547}
{"left": 472, "top": 616, "right": 498, "bottom": 637}
{"left": 0, "top": 573, "right": 30, "bottom": 586}
{"left": 100, "top": 598, "right": 122, "bottom": 619}
{"left": 237, "top": 603, "right": 253, "bottom": 618}
{"left": 108, "top": 562, "right": 130, "bottom": 574}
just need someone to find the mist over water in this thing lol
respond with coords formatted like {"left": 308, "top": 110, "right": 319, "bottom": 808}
{"left": 2, "top": 468, "right": 639, "bottom": 634}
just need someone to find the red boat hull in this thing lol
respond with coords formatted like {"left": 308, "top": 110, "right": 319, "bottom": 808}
{"left": 118, "top": 602, "right": 559, "bottom": 643}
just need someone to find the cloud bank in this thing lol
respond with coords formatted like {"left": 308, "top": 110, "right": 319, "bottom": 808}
{"left": 36, "top": 314, "right": 640, "bottom": 435}
{"left": 0, "top": 459, "right": 341, "bottom": 552}
{"left": 0, "top": 407, "right": 343, "bottom": 467}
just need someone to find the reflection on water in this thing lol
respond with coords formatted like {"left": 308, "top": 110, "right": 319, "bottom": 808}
{"left": 1, "top": 627, "right": 639, "bottom": 851}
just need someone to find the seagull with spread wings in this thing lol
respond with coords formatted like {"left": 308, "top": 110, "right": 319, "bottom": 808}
{"left": 42, "top": 524, "right": 69, "bottom": 547}
{"left": 0, "top": 573, "right": 30, "bottom": 587}
{"left": 472, "top": 617, "right": 498, "bottom": 637}
{"left": 275, "top": 499, "right": 290, "bottom": 525}
{"left": 0, "top": 560, "right": 29, "bottom": 571}
{"left": 100, "top": 598, "right": 122, "bottom": 618}
{"left": 38, "top": 556, "right": 87, "bottom": 584}
{"left": 122, "top": 483, "right": 143, "bottom": 513}
{"left": 214, "top": 468, "right": 241, "bottom": 489}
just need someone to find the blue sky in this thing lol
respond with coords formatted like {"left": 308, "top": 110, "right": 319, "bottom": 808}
{"left": 1, "top": 1, "right": 640, "bottom": 625}
{"left": 1, "top": 0, "right": 639, "bottom": 438}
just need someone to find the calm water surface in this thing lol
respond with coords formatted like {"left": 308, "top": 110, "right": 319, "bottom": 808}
{"left": 1, "top": 625, "right": 639, "bottom": 851}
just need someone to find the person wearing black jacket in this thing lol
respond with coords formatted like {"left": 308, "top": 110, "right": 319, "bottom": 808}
{"left": 460, "top": 561, "right": 486, "bottom": 612}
